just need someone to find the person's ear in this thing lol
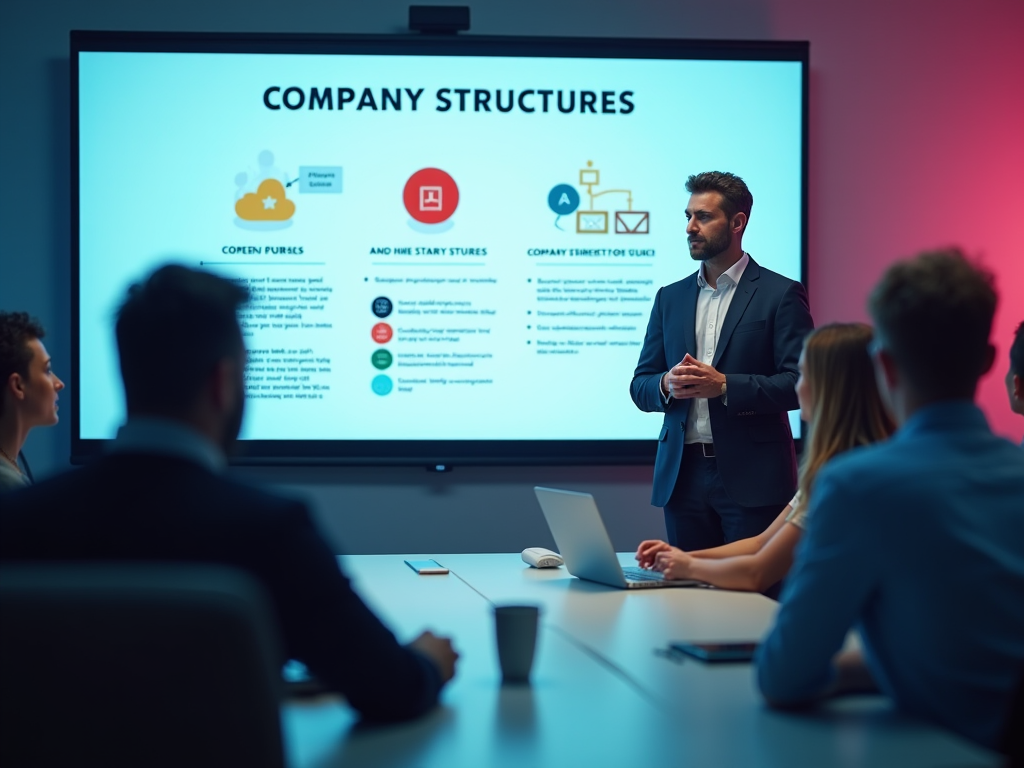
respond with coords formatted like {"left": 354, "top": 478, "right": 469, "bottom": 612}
{"left": 731, "top": 211, "right": 747, "bottom": 237}
{"left": 6, "top": 372, "right": 26, "bottom": 402}
{"left": 1014, "top": 373, "right": 1023, "bottom": 402}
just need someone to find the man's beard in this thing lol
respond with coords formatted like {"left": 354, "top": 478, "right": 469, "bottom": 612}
{"left": 689, "top": 228, "right": 732, "bottom": 261}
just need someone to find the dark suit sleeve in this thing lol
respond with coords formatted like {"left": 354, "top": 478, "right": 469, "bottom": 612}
{"left": 264, "top": 504, "right": 441, "bottom": 721}
{"left": 630, "top": 286, "right": 674, "bottom": 414}
{"left": 725, "top": 281, "right": 812, "bottom": 415}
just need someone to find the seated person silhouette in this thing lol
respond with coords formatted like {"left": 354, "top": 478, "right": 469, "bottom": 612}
{"left": 756, "top": 249, "right": 1024, "bottom": 750}
{"left": 0, "top": 265, "right": 458, "bottom": 721}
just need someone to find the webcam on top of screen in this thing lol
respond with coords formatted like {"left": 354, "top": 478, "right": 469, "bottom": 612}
{"left": 409, "top": 6, "right": 471, "bottom": 34}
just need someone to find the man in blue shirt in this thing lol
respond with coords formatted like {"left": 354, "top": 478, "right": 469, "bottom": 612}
{"left": 756, "top": 248, "right": 1024, "bottom": 750}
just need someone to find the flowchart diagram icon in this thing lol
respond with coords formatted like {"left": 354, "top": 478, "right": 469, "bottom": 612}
{"left": 547, "top": 161, "right": 650, "bottom": 235}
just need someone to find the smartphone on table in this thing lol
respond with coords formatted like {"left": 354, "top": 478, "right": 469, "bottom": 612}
{"left": 670, "top": 641, "right": 759, "bottom": 663}
{"left": 404, "top": 559, "right": 450, "bottom": 575}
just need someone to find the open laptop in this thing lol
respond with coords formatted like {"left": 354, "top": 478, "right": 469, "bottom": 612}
{"left": 534, "top": 487, "right": 704, "bottom": 589}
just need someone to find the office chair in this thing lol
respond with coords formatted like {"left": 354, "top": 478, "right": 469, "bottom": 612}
{"left": 0, "top": 564, "right": 285, "bottom": 768}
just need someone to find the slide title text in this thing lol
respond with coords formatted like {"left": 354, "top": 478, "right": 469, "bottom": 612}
{"left": 263, "top": 87, "right": 635, "bottom": 114}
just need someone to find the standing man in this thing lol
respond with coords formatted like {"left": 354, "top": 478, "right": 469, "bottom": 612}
{"left": 631, "top": 172, "right": 813, "bottom": 550}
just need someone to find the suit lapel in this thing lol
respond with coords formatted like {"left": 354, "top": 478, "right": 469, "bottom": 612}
{"left": 680, "top": 273, "right": 699, "bottom": 358}
{"left": 712, "top": 257, "right": 760, "bottom": 368}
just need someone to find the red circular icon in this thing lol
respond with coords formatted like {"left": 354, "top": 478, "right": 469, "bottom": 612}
{"left": 372, "top": 322, "right": 393, "bottom": 344}
{"left": 403, "top": 168, "right": 459, "bottom": 224}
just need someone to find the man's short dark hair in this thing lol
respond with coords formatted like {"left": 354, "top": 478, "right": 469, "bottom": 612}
{"left": 116, "top": 265, "right": 248, "bottom": 417}
{"left": 0, "top": 311, "right": 46, "bottom": 418}
{"left": 868, "top": 248, "right": 997, "bottom": 401}
{"left": 1010, "top": 322, "right": 1024, "bottom": 377}
{"left": 684, "top": 171, "right": 753, "bottom": 221}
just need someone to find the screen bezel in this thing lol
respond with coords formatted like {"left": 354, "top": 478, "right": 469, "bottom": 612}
{"left": 70, "top": 30, "right": 809, "bottom": 466}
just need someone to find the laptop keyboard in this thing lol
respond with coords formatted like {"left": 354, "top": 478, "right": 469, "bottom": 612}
{"left": 622, "top": 567, "right": 664, "bottom": 582}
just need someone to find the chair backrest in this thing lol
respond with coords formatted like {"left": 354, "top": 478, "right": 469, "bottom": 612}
{"left": 0, "top": 563, "right": 285, "bottom": 768}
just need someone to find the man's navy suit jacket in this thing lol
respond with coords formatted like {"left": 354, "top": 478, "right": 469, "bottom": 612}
{"left": 631, "top": 256, "right": 813, "bottom": 508}
{"left": 0, "top": 454, "right": 441, "bottom": 722}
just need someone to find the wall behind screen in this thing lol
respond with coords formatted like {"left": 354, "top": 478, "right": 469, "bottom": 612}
{"left": 2, "top": 0, "right": 1022, "bottom": 555}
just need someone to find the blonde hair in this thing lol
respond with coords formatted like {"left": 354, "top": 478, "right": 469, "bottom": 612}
{"left": 795, "top": 323, "right": 895, "bottom": 514}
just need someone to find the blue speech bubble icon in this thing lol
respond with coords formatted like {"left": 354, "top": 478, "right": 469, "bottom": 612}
{"left": 548, "top": 184, "right": 580, "bottom": 214}
{"left": 548, "top": 184, "right": 580, "bottom": 231}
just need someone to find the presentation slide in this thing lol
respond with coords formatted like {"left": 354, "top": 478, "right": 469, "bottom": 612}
{"left": 77, "top": 48, "right": 803, "bottom": 443}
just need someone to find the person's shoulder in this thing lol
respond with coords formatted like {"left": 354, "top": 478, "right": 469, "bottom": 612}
{"left": 798, "top": 443, "right": 905, "bottom": 533}
{"left": 212, "top": 472, "right": 308, "bottom": 516}
{"left": 662, "top": 271, "right": 699, "bottom": 293}
{"left": 980, "top": 433, "right": 1024, "bottom": 485}
{"left": 0, "top": 463, "right": 31, "bottom": 494}
{"left": 813, "top": 440, "right": 904, "bottom": 494}
{"left": 198, "top": 476, "right": 328, "bottom": 566}
{"left": 746, "top": 259, "right": 802, "bottom": 290}
{"left": 990, "top": 432, "right": 1024, "bottom": 461}
{"left": 129, "top": 457, "right": 310, "bottom": 522}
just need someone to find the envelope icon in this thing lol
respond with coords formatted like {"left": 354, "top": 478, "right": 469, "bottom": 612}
{"left": 576, "top": 211, "right": 609, "bottom": 233}
{"left": 615, "top": 211, "right": 650, "bottom": 234}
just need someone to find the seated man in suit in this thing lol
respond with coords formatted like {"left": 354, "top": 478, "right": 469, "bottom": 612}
{"left": 0, "top": 265, "right": 458, "bottom": 722}
{"left": 756, "top": 249, "right": 1024, "bottom": 750}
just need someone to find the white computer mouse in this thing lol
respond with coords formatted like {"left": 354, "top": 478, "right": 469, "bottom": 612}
{"left": 522, "top": 547, "right": 564, "bottom": 568}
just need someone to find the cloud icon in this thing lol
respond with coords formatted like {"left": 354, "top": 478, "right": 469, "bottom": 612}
{"left": 235, "top": 179, "right": 295, "bottom": 221}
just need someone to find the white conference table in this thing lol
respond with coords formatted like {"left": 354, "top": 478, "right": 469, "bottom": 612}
{"left": 282, "top": 554, "right": 999, "bottom": 768}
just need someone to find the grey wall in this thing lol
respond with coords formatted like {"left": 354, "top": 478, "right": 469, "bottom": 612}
{"left": 4, "top": 0, "right": 1023, "bottom": 553}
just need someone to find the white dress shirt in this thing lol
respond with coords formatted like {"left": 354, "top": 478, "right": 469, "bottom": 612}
{"left": 679, "top": 252, "right": 750, "bottom": 444}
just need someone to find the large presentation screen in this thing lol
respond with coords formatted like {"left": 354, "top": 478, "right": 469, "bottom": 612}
{"left": 72, "top": 32, "right": 807, "bottom": 465}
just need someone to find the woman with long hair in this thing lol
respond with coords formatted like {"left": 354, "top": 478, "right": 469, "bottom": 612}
{"left": 635, "top": 323, "right": 894, "bottom": 593}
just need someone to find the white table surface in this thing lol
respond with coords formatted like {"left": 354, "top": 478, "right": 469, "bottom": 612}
{"left": 281, "top": 554, "right": 999, "bottom": 768}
